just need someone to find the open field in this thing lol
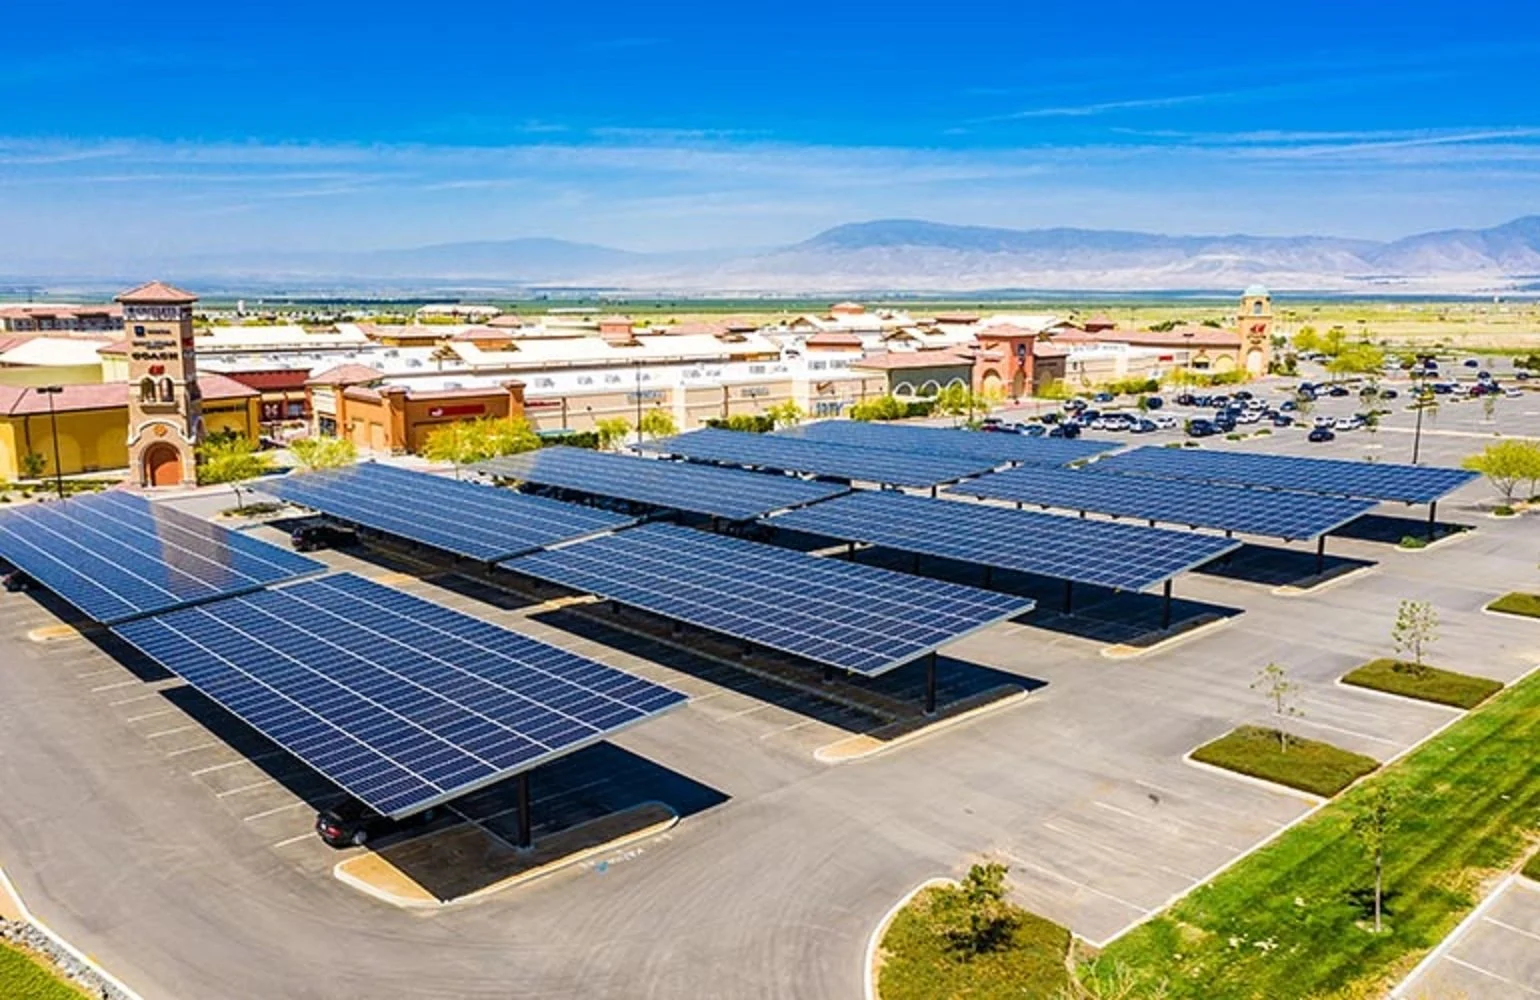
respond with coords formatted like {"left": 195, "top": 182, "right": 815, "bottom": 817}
{"left": 1341, "top": 659, "right": 1503, "bottom": 710}
{"left": 1087, "top": 670, "right": 1540, "bottom": 1000}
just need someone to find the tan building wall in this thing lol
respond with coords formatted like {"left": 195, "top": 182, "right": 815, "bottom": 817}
{"left": 0, "top": 364, "right": 105, "bottom": 388}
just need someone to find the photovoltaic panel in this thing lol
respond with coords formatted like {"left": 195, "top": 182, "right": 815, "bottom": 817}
{"left": 112, "top": 573, "right": 686, "bottom": 819}
{"left": 502, "top": 523, "right": 1032, "bottom": 677}
{"left": 0, "top": 491, "right": 323, "bottom": 624}
{"left": 781, "top": 420, "right": 1118, "bottom": 466}
{"left": 949, "top": 465, "right": 1376, "bottom": 541}
{"left": 1089, "top": 446, "right": 1477, "bottom": 504}
{"left": 639, "top": 427, "right": 998, "bottom": 488}
{"left": 476, "top": 446, "right": 849, "bottom": 521}
{"left": 766, "top": 490, "right": 1238, "bottom": 591}
{"left": 255, "top": 462, "right": 632, "bottom": 561}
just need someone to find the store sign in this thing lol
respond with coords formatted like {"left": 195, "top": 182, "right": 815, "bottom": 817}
{"left": 427, "top": 404, "right": 485, "bottom": 418}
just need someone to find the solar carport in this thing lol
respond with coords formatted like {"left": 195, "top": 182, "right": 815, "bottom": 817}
{"left": 780, "top": 419, "right": 1118, "bottom": 467}
{"left": 764, "top": 490, "right": 1239, "bottom": 628}
{"left": 476, "top": 446, "right": 850, "bottom": 522}
{"left": 502, "top": 522, "right": 1033, "bottom": 714}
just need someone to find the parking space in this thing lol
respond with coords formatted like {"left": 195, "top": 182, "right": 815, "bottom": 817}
{"left": 1397, "top": 876, "right": 1540, "bottom": 999}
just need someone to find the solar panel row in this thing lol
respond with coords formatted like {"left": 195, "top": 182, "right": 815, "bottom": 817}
{"left": 477, "top": 446, "right": 850, "bottom": 521}
{"left": 503, "top": 522, "right": 1033, "bottom": 677}
{"left": 781, "top": 419, "right": 1117, "bottom": 466}
{"left": 112, "top": 573, "right": 687, "bottom": 818}
{"left": 949, "top": 465, "right": 1376, "bottom": 541}
{"left": 1090, "top": 446, "right": 1476, "bottom": 504}
{"left": 0, "top": 491, "right": 323, "bottom": 624}
{"left": 766, "top": 490, "right": 1239, "bottom": 591}
{"left": 640, "top": 427, "right": 998, "bottom": 488}
{"left": 255, "top": 462, "right": 632, "bottom": 562}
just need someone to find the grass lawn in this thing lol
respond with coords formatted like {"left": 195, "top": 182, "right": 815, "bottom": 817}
{"left": 1342, "top": 658, "right": 1503, "bottom": 710}
{"left": 878, "top": 885, "right": 1072, "bottom": 1000}
{"left": 1487, "top": 592, "right": 1540, "bottom": 619}
{"left": 0, "top": 942, "right": 88, "bottom": 1000}
{"left": 1190, "top": 725, "right": 1380, "bottom": 798}
{"left": 1524, "top": 851, "right": 1540, "bottom": 881}
{"left": 1086, "top": 670, "right": 1540, "bottom": 1000}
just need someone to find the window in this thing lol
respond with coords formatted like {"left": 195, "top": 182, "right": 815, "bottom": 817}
{"left": 158, "top": 377, "right": 175, "bottom": 403}
{"left": 809, "top": 360, "right": 828, "bottom": 371}
{"left": 1252, "top": 301, "right": 1263, "bottom": 315}
{"left": 139, "top": 377, "right": 156, "bottom": 402}
{"left": 533, "top": 377, "right": 555, "bottom": 388}
{"left": 748, "top": 364, "right": 766, "bottom": 374}
{"left": 577, "top": 376, "right": 594, "bottom": 386}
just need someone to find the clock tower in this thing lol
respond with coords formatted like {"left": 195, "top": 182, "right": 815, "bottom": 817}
{"left": 116, "top": 281, "right": 203, "bottom": 488}
{"left": 1240, "top": 284, "right": 1273, "bottom": 377}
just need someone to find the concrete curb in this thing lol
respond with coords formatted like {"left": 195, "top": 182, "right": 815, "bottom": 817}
{"left": 1100, "top": 613, "right": 1236, "bottom": 660}
{"left": 863, "top": 877, "right": 954, "bottom": 1000}
{"left": 0, "top": 865, "right": 145, "bottom": 1000}
{"left": 815, "top": 689, "right": 1029, "bottom": 764}
{"left": 1179, "top": 752, "right": 1327, "bottom": 806}
{"left": 1271, "top": 564, "right": 1377, "bottom": 598}
{"left": 1331, "top": 676, "right": 1468, "bottom": 714}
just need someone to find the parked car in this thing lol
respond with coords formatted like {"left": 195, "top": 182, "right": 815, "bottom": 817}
{"left": 1152, "top": 414, "right": 1179, "bottom": 429}
{"left": 1093, "top": 392, "right": 1115, "bottom": 403}
{"left": 1175, "top": 393, "right": 1196, "bottom": 406}
{"left": 1272, "top": 415, "right": 1294, "bottom": 427}
{"left": 1022, "top": 423, "right": 1048, "bottom": 436}
{"left": 1334, "top": 416, "right": 1361, "bottom": 431}
{"left": 1327, "top": 386, "right": 1350, "bottom": 398}
{"left": 1432, "top": 383, "right": 1454, "bottom": 394}
{"left": 1131, "top": 419, "right": 1157, "bottom": 434}
{"left": 291, "top": 522, "right": 360, "bottom": 553}
{"left": 316, "top": 800, "right": 438, "bottom": 848}
{"left": 1144, "top": 396, "right": 1165, "bottom": 410}
{"left": 1505, "top": 388, "right": 1523, "bottom": 398}
{"left": 1308, "top": 427, "right": 1336, "bottom": 443}
{"left": 1040, "top": 411, "right": 1061, "bottom": 424}
{"left": 1186, "top": 419, "right": 1217, "bottom": 438}
{"left": 1049, "top": 423, "right": 1082, "bottom": 438}
{"left": 1233, "top": 390, "right": 1254, "bottom": 401}
{"left": 1517, "top": 371, "right": 1533, "bottom": 381}
{"left": 1280, "top": 400, "right": 1297, "bottom": 412}
{"left": 1380, "top": 389, "right": 1399, "bottom": 399}
{"left": 1464, "top": 358, "right": 1480, "bottom": 368}
{"left": 2, "top": 570, "right": 32, "bottom": 592}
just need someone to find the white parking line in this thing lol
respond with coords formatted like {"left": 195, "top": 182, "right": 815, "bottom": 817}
{"left": 108, "top": 692, "right": 160, "bottom": 707}
{"left": 1041, "top": 820, "right": 1202, "bottom": 882}
{"left": 189, "top": 758, "right": 251, "bottom": 777}
{"left": 76, "top": 668, "right": 121, "bottom": 679}
{"left": 244, "top": 800, "right": 322, "bottom": 822}
{"left": 215, "top": 779, "right": 274, "bottom": 798}
{"left": 1000, "top": 851, "right": 1148, "bottom": 915}
{"left": 1090, "top": 800, "right": 1246, "bottom": 852}
{"left": 145, "top": 724, "right": 201, "bottom": 739}
{"left": 1483, "top": 915, "right": 1540, "bottom": 943}
{"left": 125, "top": 709, "right": 177, "bottom": 723}
{"left": 271, "top": 833, "right": 314, "bottom": 849}
{"left": 1290, "top": 715, "right": 1399, "bottom": 746}
{"left": 165, "top": 741, "right": 221, "bottom": 757}
{"left": 1444, "top": 956, "right": 1540, "bottom": 994}
{"left": 90, "top": 679, "right": 141, "bottom": 693}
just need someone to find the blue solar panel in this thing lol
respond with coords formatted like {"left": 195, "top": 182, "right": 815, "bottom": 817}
{"left": 949, "top": 465, "right": 1376, "bottom": 541}
{"left": 476, "top": 446, "right": 849, "bottom": 521}
{"left": 639, "top": 428, "right": 998, "bottom": 488}
{"left": 502, "top": 523, "right": 1032, "bottom": 677}
{"left": 0, "top": 491, "right": 323, "bottom": 624}
{"left": 766, "top": 490, "right": 1238, "bottom": 591}
{"left": 1089, "top": 447, "right": 1477, "bottom": 504}
{"left": 111, "top": 573, "right": 686, "bottom": 818}
{"left": 781, "top": 420, "right": 1117, "bottom": 466}
{"left": 255, "top": 462, "right": 632, "bottom": 561}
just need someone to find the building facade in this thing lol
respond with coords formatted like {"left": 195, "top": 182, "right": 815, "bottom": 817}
{"left": 117, "top": 281, "right": 204, "bottom": 487}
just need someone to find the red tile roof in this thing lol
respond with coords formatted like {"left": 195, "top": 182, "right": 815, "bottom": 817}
{"left": 305, "top": 364, "right": 385, "bottom": 386}
{"left": 96, "top": 339, "right": 132, "bottom": 355}
{"left": 0, "top": 374, "right": 253, "bottom": 415}
{"left": 199, "top": 373, "right": 261, "bottom": 400}
{"left": 974, "top": 323, "right": 1038, "bottom": 340}
{"left": 1105, "top": 326, "right": 1240, "bottom": 349}
{"left": 852, "top": 351, "right": 971, "bottom": 371}
{"left": 1033, "top": 342, "right": 1070, "bottom": 358}
{"left": 115, "top": 281, "right": 198, "bottom": 304}
{"left": 805, "top": 330, "right": 862, "bottom": 347}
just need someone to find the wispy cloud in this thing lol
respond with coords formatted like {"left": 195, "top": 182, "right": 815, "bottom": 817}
{"left": 983, "top": 93, "right": 1216, "bottom": 120}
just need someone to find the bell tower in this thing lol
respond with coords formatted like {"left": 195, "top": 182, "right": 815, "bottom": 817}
{"left": 1240, "top": 284, "right": 1273, "bottom": 376}
{"left": 116, "top": 281, "right": 203, "bottom": 488}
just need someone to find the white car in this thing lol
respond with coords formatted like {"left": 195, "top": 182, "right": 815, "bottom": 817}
{"left": 1505, "top": 388, "right": 1522, "bottom": 398}
{"left": 1152, "top": 414, "right": 1179, "bottom": 429}
{"left": 1334, "top": 416, "right": 1360, "bottom": 431}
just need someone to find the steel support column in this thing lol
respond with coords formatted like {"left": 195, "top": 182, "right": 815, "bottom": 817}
{"left": 924, "top": 652, "right": 938, "bottom": 716}
{"left": 516, "top": 772, "right": 532, "bottom": 849}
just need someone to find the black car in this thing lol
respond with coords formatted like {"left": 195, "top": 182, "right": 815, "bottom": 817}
{"left": 316, "top": 800, "right": 438, "bottom": 848}
{"left": 1175, "top": 393, "right": 1196, "bottom": 406}
{"left": 1049, "top": 423, "right": 1082, "bottom": 438}
{"left": 1381, "top": 389, "right": 1399, "bottom": 399}
{"left": 2, "top": 570, "right": 32, "bottom": 592}
{"left": 1040, "top": 411, "right": 1061, "bottom": 424}
{"left": 291, "top": 523, "right": 360, "bottom": 553}
{"left": 1308, "top": 427, "right": 1336, "bottom": 443}
{"left": 1186, "top": 419, "right": 1217, "bottom": 438}
{"left": 1327, "top": 386, "right": 1350, "bottom": 397}
{"left": 1144, "top": 395, "right": 1164, "bottom": 409}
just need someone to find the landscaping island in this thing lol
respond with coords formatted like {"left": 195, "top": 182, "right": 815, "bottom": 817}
{"left": 1342, "top": 658, "right": 1502, "bottom": 709}
{"left": 1190, "top": 725, "right": 1379, "bottom": 797}
{"left": 1487, "top": 592, "right": 1540, "bottom": 619}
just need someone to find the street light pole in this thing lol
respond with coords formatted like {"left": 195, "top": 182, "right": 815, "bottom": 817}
{"left": 34, "top": 386, "right": 65, "bottom": 501}
{"left": 634, "top": 360, "right": 643, "bottom": 446}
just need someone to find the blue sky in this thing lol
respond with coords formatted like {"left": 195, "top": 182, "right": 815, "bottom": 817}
{"left": 3, "top": 0, "right": 1538, "bottom": 262}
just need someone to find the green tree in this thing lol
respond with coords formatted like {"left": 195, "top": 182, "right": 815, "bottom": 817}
{"left": 1250, "top": 662, "right": 1304, "bottom": 752}
{"left": 1293, "top": 326, "right": 1321, "bottom": 354}
{"left": 638, "top": 407, "right": 677, "bottom": 440}
{"left": 1349, "top": 784, "right": 1402, "bottom": 934}
{"left": 931, "top": 862, "right": 1019, "bottom": 956}
{"left": 197, "top": 434, "right": 274, "bottom": 511}
{"left": 594, "top": 417, "right": 632, "bottom": 451}
{"left": 1391, "top": 599, "right": 1438, "bottom": 672}
{"left": 1461, "top": 439, "right": 1540, "bottom": 503}
{"left": 481, "top": 416, "right": 540, "bottom": 457}
{"left": 934, "top": 383, "right": 981, "bottom": 424}
{"left": 421, "top": 421, "right": 479, "bottom": 477}
{"left": 766, "top": 400, "right": 804, "bottom": 428}
{"left": 850, "top": 395, "right": 907, "bottom": 421}
{"left": 1481, "top": 392, "right": 1497, "bottom": 424}
{"left": 1322, "top": 326, "right": 1348, "bottom": 357}
{"left": 19, "top": 452, "right": 46, "bottom": 479}
{"left": 288, "top": 436, "right": 357, "bottom": 471}
{"left": 1326, "top": 343, "right": 1384, "bottom": 382}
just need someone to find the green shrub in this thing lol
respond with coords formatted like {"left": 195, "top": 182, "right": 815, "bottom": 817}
{"left": 1398, "top": 535, "right": 1429, "bottom": 549}
{"left": 1494, "top": 504, "right": 1516, "bottom": 516}
{"left": 1342, "top": 659, "right": 1502, "bottom": 709}
{"left": 1191, "top": 725, "right": 1379, "bottom": 797}
{"left": 1525, "top": 852, "right": 1540, "bottom": 880}
{"left": 1487, "top": 592, "right": 1540, "bottom": 619}
{"left": 705, "top": 414, "right": 775, "bottom": 433}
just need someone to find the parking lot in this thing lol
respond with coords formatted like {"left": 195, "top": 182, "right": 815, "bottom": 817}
{"left": 1396, "top": 876, "right": 1540, "bottom": 999}
{"left": 0, "top": 368, "right": 1536, "bottom": 998}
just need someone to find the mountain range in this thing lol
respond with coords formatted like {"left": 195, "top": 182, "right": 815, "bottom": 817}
{"left": 8, "top": 217, "right": 1540, "bottom": 296}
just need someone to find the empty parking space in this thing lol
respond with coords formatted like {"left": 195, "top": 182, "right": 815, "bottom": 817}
{"left": 1398, "top": 877, "right": 1540, "bottom": 999}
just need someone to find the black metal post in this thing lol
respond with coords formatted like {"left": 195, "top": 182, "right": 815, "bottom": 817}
{"left": 1162, "top": 579, "right": 1173, "bottom": 629}
{"left": 634, "top": 360, "right": 643, "bottom": 446}
{"left": 983, "top": 565, "right": 994, "bottom": 588}
{"left": 846, "top": 540, "right": 856, "bottom": 559}
{"left": 1426, "top": 501, "right": 1437, "bottom": 541}
{"left": 515, "top": 772, "right": 532, "bottom": 849}
{"left": 1316, "top": 535, "right": 1326, "bottom": 576}
{"left": 930, "top": 485, "right": 937, "bottom": 499}
{"left": 36, "top": 387, "right": 65, "bottom": 500}
{"left": 924, "top": 652, "right": 937, "bottom": 716}
{"left": 911, "top": 552, "right": 920, "bottom": 573}
{"left": 1063, "top": 579, "right": 1074, "bottom": 613}
{"left": 822, "top": 664, "right": 835, "bottom": 684}
{"left": 1412, "top": 384, "right": 1425, "bottom": 465}
{"left": 1015, "top": 501, "right": 1023, "bottom": 511}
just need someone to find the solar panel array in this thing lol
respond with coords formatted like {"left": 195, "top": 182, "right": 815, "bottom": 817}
{"left": 477, "top": 446, "right": 850, "bottom": 521}
{"left": 1090, "top": 446, "right": 1477, "bottom": 504}
{"left": 640, "top": 427, "right": 998, "bottom": 488}
{"left": 950, "top": 465, "right": 1376, "bottom": 541}
{"left": 255, "top": 462, "right": 632, "bottom": 561}
{"left": 0, "top": 491, "right": 323, "bottom": 624}
{"left": 766, "top": 490, "right": 1239, "bottom": 591}
{"left": 502, "top": 523, "right": 1032, "bottom": 677}
{"left": 782, "top": 420, "right": 1118, "bottom": 466}
{"left": 112, "top": 573, "right": 687, "bottom": 818}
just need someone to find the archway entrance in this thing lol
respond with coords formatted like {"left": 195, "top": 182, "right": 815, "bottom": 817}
{"left": 1245, "top": 348, "right": 1265, "bottom": 376}
{"left": 143, "top": 443, "right": 182, "bottom": 487}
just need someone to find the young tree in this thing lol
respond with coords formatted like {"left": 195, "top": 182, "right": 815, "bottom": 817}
{"left": 766, "top": 400, "right": 804, "bottom": 428}
{"left": 19, "top": 452, "right": 46, "bottom": 479}
{"left": 288, "top": 436, "right": 357, "bottom": 471}
{"left": 1250, "top": 662, "right": 1304, "bottom": 752}
{"left": 1322, "top": 326, "right": 1347, "bottom": 358}
{"left": 1391, "top": 599, "right": 1438, "bottom": 672}
{"left": 1349, "top": 784, "right": 1401, "bottom": 934}
{"left": 594, "top": 417, "right": 632, "bottom": 451}
{"left": 197, "top": 434, "right": 274, "bottom": 512}
{"left": 931, "top": 862, "right": 1019, "bottom": 956}
{"left": 481, "top": 416, "right": 540, "bottom": 458}
{"left": 1294, "top": 393, "right": 1315, "bottom": 421}
{"left": 638, "top": 407, "right": 678, "bottom": 440}
{"left": 1481, "top": 392, "right": 1497, "bottom": 424}
{"left": 420, "top": 421, "right": 483, "bottom": 478}
{"left": 1461, "top": 440, "right": 1540, "bottom": 504}
{"left": 934, "top": 383, "right": 978, "bottom": 424}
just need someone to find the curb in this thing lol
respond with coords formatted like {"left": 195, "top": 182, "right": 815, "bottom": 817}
{"left": 1100, "top": 613, "right": 1235, "bottom": 660}
{"left": 815, "top": 689, "right": 1029, "bottom": 764}
{"left": 1390, "top": 874, "right": 1517, "bottom": 998}
{"left": 1331, "top": 676, "right": 1468, "bottom": 714}
{"left": 0, "top": 865, "right": 145, "bottom": 1000}
{"left": 863, "top": 878, "right": 954, "bottom": 1000}
{"left": 1179, "top": 752, "right": 1327, "bottom": 806}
